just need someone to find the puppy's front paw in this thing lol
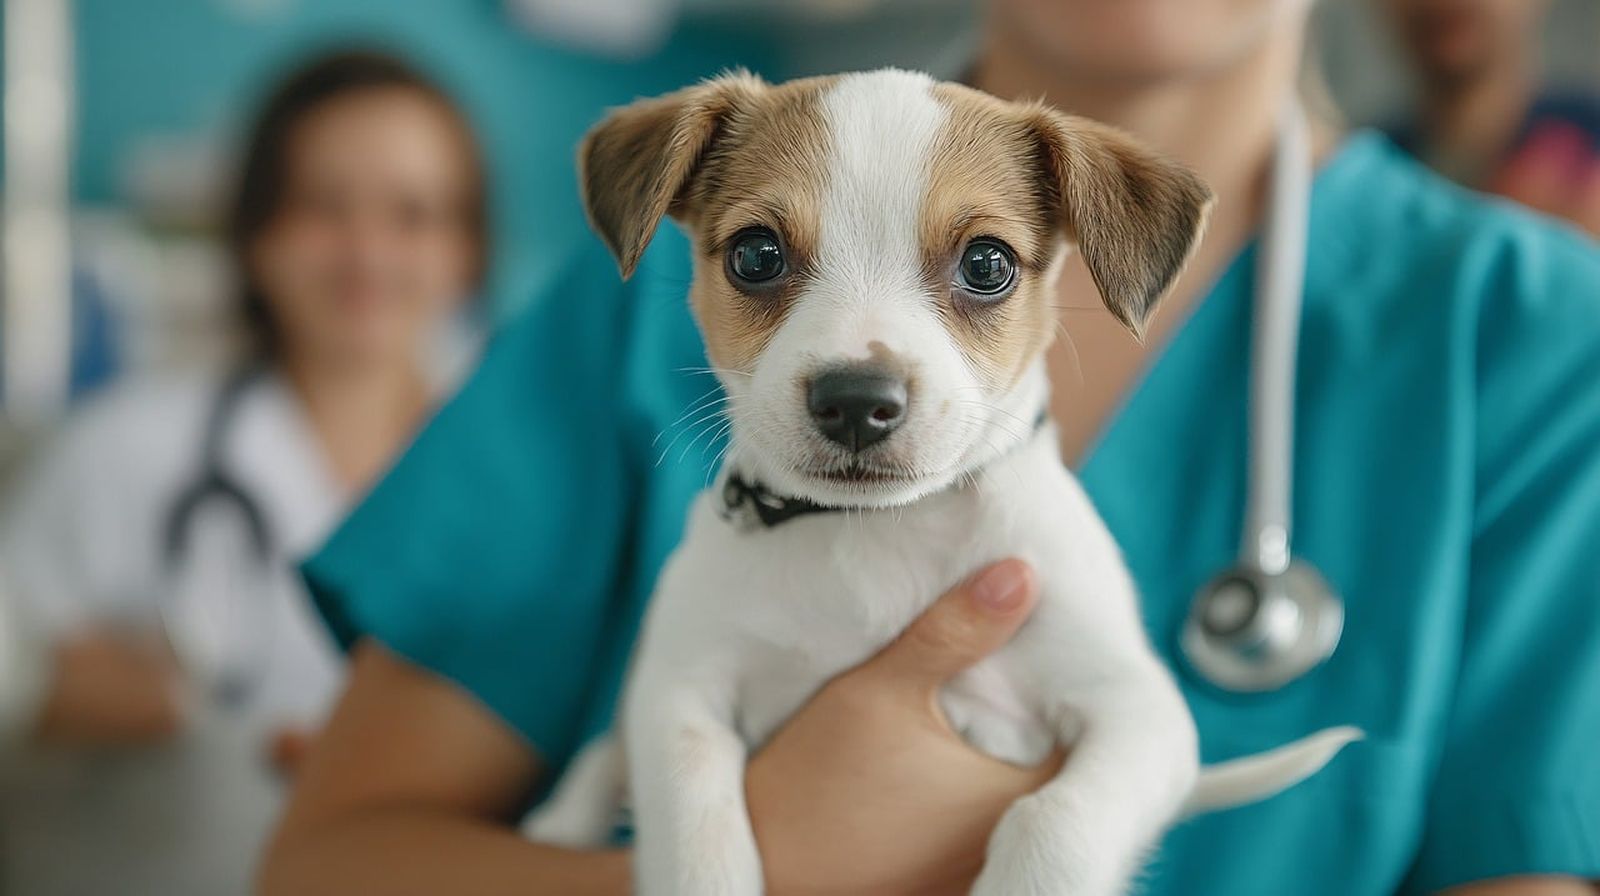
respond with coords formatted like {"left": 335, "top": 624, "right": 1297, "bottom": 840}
{"left": 634, "top": 820, "right": 763, "bottom": 896}
{"left": 634, "top": 859, "right": 762, "bottom": 896}
{"left": 969, "top": 795, "right": 1120, "bottom": 896}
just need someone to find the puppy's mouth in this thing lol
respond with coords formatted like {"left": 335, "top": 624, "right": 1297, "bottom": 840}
{"left": 809, "top": 460, "right": 916, "bottom": 486}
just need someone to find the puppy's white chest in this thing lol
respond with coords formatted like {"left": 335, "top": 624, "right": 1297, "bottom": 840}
{"left": 649, "top": 446, "right": 1103, "bottom": 766}
{"left": 941, "top": 661, "right": 1059, "bottom": 766}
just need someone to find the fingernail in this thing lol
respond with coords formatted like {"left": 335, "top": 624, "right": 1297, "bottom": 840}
{"left": 972, "top": 560, "right": 1030, "bottom": 613}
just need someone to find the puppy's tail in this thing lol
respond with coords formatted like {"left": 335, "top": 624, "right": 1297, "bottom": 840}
{"left": 1182, "top": 725, "right": 1363, "bottom": 816}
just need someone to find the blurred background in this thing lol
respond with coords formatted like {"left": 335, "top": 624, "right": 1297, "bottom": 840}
{"left": 1, "top": 0, "right": 1598, "bottom": 448}
{"left": 0, "top": 1, "right": 1596, "bottom": 894}
{"left": 0, "top": 0, "right": 1593, "bottom": 441}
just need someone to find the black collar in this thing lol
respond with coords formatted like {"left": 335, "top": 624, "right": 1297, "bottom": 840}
{"left": 719, "top": 409, "right": 1048, "bottom": 531}
{"left": 720, "top": 474, "right": 841, "bottom": 529}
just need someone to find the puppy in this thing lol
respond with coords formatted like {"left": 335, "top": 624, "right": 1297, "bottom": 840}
{"left": 526, "top": 69, "right": 1359, "bottom": 896}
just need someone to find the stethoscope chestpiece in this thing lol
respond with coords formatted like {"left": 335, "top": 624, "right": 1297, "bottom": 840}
{"left": 1182, "top": 561, "right": 1343, "bottom": 692}
{"left": 1180, "top": 100, "right": 1342, "bottom": 694}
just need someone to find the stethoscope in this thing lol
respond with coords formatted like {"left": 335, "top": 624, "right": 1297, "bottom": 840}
{"left": 159, "top": 365, "right": 277, "bottom": 708}
{"left": 1179, "top": 100, "right": 1345, "bottom": 693}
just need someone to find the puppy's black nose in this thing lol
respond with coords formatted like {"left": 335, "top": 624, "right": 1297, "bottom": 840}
{"left": 807, "top": 366, "right": 908, "bottom": 451}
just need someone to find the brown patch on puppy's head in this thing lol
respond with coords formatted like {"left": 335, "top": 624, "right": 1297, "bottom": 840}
{"left": 579, "top": 70, "right": 759, "bottom": 278}
{"left": 1026, "top": 105, "right": 1214, "bottom": 337}
{"left": 920, "top": 83, "right": 1212, "bottom": 391}
{"left": 924, "top": 84, "right": 1062, "bottom": 390}
{"left": 579, "top": 71, "right": 834, "bottom": 371}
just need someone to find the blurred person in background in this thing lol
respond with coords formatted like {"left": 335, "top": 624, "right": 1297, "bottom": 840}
{"left": 1383, "top": 0, "right": 1600, "bottom": 234}
{"left": 264, "top": 1, "right": 1600, "bottom": 895}
{"left": 0, "top": 48, "right": 486, "bottom": 896}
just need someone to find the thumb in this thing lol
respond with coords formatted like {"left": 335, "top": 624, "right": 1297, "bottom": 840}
{"left": 861, "top": 558, "right": 1038, "bottom": 691}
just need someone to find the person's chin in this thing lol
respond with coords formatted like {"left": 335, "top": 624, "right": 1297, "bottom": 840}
{"left": 1036, "top": 38, "right": 1252, "bottom": 87}
{"left": 308, "top": 330, "right": 415, "bottom": 370}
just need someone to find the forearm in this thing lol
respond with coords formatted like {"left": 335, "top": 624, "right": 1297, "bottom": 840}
{"left": 1442, "top": 877, "right": 1598, "bottom": 895}
{"left": 29, "top": 635, "right": 183, "bottom": 745}
{"left": 259, "top": 806, "right": 630, "bottom": 896}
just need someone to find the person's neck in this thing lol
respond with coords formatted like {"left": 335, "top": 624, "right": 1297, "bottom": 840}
{"left": 972, "top": 17, "right": 1322, "bottom": 467}
{"left": 1417, "top": 58, "right": 1534, "bottom": 185}
{"left": 972, "top": 18, "right": 1311, "bottom": 243}
{"left": 279, "top": 349, "right": 431, "bottom": 493}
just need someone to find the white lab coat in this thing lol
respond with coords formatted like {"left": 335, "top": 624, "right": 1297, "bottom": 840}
{"left": 0, "top": 370, "right": 355, "bottom": 896}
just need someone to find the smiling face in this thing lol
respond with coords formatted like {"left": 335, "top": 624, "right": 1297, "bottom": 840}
{"left": 582, "top": 70, "right": 1209, "bottom": 507}
{"left": 247, "top": 87, "right": 481, "bottom": 366}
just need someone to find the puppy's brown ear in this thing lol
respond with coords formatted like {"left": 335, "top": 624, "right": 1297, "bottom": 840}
{"left": 1030, "top": 108, "right": 1213, "bottom": 337}
{"left": 580, "top": 72, "right": 764, "bottom": 279}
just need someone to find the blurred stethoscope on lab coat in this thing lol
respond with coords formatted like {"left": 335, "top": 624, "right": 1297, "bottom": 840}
{"left": 1179, "top": 100, "right": 1345, "bottom": 693}
{"left": 159, "top": 366, "right": 277, "bottom": 709}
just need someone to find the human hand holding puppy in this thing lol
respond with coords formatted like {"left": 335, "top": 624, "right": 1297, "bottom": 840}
{"left": 749, "top": 558, "right": 1057, "bottom": 896}
{"left": 530, "top": 559, "right": 1056, "bottom": 895}
{"left": 262, "top": 563, "right": 1052, "bottom": 896}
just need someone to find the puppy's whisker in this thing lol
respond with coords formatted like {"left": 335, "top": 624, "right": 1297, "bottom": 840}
{"left": 675, "top": 365, "right": 753, "bottom": 379}
{"left": 952, "top": 423, "right": 1015, "bottom": 495}
{"left": 654, "top": 391, "right": 730, "bottom": 448}
{"left": 656, "top": 387, "right": 725, "bottom": 433}
{"left": 695, "top": 417, "right": 735, "bottom": 462}
{"left": 955, "top": 398, "right": 1032, "bottom": 427}
{"left": 668, "top": 384, "right": 724, "bottom": 418}
{"left": 1055, "top": 323, "right": 1086, "bottom": 386}
{"left": 656, "top": 406, "right": 728, "bottom": 463}
{"left": 966, "top": 403, "right": 1033, "bottom": 439}
{"left": 677, "top": 411, "right": 733, "bottom": 465}
{"left": 704, "top": 435, "right": 736, "bottom": 488}
{"left": 956, "top": 410, "right": 1025, "bottom": 446}
{"left": 696, "top": 419, "right": 736, "bottom": 470}
{"left": 953, "top": 400, "right": 1032, "bottom": 437}
{"left": 656, "top": 406, "right": 731, "bottom": 468}
{"left": 952, "top": 413, "right": 1028, "bottom": 493}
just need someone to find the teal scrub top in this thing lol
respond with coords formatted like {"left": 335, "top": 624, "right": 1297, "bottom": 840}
{"left": 304, "top": 133, "right": 1600, "bottom": 895}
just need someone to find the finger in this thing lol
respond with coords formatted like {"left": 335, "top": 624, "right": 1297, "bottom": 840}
{"left": 859, "top": 558, "right": 1038, "bottom": 691}
{"left": 268, "top": 728, "right": 316, "bottom": 778}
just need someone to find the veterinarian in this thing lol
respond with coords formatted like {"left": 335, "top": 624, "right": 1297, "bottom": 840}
{"left": 0, "top": 50, "right": 485, "bottom": 896}
{"left": 264, "top": 2, "right": 1600, "bottom": 894}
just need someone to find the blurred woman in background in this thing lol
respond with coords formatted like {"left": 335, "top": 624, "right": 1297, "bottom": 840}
{"left": 0, "top": 49, "right": 486, "bottom": 895}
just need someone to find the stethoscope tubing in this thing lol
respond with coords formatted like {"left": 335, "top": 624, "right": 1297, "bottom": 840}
{"left": 1243, "top": 100, "right": 1311, "bottom": 577}
{"left": 1182, "top": 99, "right": 1345, "bottom": 693}
{"left": 158, "top": 365, "right": 276, "bottom": 708}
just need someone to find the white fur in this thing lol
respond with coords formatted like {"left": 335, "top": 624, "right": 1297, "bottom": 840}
{"left": 734, "top": 70, "right": 1005, "bottom": 509}
{"left": 526, "top": 70, "right": 1358, "bottom": 896}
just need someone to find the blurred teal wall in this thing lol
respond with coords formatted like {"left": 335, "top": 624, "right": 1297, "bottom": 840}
{"left": 64, "top": 0, "right": 780, "bottom": 314}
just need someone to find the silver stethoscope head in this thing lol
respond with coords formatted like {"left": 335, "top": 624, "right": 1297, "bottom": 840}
{"left": 1181, "top": 100, "right": 1345, "bottom": 693}
{"left": 1184, "top": 562, "right": 1343, "bottom": 692}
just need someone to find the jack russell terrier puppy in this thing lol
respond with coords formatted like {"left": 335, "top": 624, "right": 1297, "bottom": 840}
{"left": 526, "top": 68, "right": 1359, "bottom": 896}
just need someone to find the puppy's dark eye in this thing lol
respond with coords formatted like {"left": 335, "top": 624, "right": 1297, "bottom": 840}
{"left": 727, "top": 228, "right": 787, "bottom": 286}
{"left": 955, "top": 238, "right": 1017, "bottom": 298}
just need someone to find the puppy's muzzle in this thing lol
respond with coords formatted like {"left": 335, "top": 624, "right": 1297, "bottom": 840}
{"left": 807, "top": 364, "right": 908, "bottom": 452}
